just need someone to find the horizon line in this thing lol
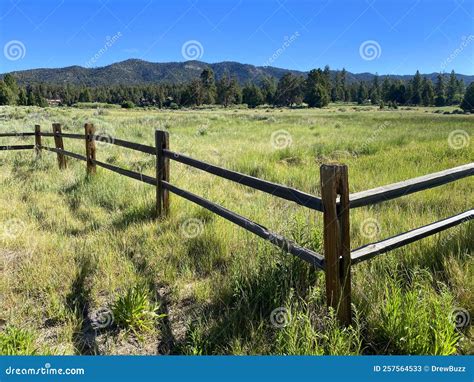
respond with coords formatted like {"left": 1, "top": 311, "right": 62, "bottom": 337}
{"left": 3, "top": 58, "right": 473, "bottom": 78}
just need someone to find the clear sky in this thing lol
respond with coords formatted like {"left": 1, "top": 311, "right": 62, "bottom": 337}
{"left": 0, "top": 0, "right": 473, "bottom": 75}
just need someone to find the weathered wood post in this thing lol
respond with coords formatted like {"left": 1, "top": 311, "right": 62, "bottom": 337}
{"left": 52, "top": 123, "right": 67, "bottom": 169}
{"left": 84, "top": 123, "right": 96, "bottom": 175}
{"left": 155, "top": 130, "right": 170, "bottom": 218}
{"left": 320, "top": 164, "right": 351, "bottom": 326}
{"left": 34, "top": 124, "right": 42, "bottom": 158}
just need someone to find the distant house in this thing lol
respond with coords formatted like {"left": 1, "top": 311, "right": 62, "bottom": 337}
{"left": 46, "top": 98, "right": 62, "bottom": 106}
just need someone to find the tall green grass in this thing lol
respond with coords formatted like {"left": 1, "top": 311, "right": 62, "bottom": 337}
{"left": 0, "top": 104, "right": 472, "bottom": 355}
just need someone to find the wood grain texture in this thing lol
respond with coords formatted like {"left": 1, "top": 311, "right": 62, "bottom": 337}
{"left": 349, "top": 163, "right": 473, "bottom": 208}
{"left": 351, "top": 209, "right": 474, "bottom": 264}
{"left": 163, "top": 148, "right": 323, "bottom": 211}
{"left": 34, "top": 125, "right": 41, "bottom": 158}
{"left": 84, "top": 123, "right": 96, "bottom": 174}
{"left": 155, "top": 130, "right": 170, "bottom": 218}
{"left": 52, "top": 123, "right": 67, "bottom": 169}
{"left": 321, "top": 164, "right": 351, "bottom": 326}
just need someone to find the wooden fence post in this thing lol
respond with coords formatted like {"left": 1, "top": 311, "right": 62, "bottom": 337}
{"left": 52, "top": 123, "right": 67, "bottom": 169}
{"left": 320, "top": 164, "right": 352, "bottom": 326}
{"left": 155, "top": 130, "right": 170, "bottom": 218}
{"left": 34, "top": 124, "right": 41, "bottom": 158}
{"left": 84, "top": 123, "right": 96, "bottom": 174}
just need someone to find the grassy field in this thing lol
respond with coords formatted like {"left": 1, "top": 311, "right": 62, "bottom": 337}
{"left": 0, "top": 104, "right": 472, "bottom": 355}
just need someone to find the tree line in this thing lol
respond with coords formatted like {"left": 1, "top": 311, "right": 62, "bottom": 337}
{"left": 0, "top": 66, "right": 473, "bottom": 111}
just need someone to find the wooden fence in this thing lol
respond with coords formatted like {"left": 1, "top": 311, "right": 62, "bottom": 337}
{"left": 1, "top": 124, "right": 473, "bottom": 326}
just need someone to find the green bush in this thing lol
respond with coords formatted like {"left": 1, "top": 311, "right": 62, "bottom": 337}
{"left": 121, "top": 100, "right": 135, "bottom": 109}
{"left": 111, "top": 284, "right": 165, "bottom": 336}
{"left": 0, "top": 326, "right": 36, "bottom": 355}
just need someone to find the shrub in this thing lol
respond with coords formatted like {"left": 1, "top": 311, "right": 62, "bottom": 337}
{"left": 0, "top": 326, "right": 36, "bottom": 355}
{"left": 121, "top": 100, "right": 135, "bottom": 109}
{"left": 374, "top": 277, "right": 459, "bottom": 355}
{"left": 111, "top": 284, "right": 165, "bottom": 336}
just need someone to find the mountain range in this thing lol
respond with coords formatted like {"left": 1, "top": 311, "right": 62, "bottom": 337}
{"left": 3, "top": 59, "right": 474, "bottom": 87}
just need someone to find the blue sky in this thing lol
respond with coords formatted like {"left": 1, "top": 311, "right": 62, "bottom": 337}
{"left": 0, "top": 0, "right": 473, "bottom": 75}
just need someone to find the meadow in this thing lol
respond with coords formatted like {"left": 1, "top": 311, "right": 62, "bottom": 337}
{"left": 0, "top": 104, "right": 472, "bottom": 355}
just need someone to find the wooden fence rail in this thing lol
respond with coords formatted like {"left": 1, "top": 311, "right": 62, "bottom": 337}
{"left": 1, "top": 123, "right": 472, "bottom": 326}
{"left": 163, "top": 149, "right": 324, "bottom": 211}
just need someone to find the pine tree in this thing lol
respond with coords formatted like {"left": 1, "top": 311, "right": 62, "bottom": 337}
{"left": 410, "top": 70, "right": 422, "bottom": 105}
{"left": 304, "top": 69, "right": 329, "bottom": 108}
{"left": 340, "top": 68, "right": 348, "bottom": 101}
{"left": 33, "top": 87, "right": 48, "bottom": 107}
{"left": 217, "top": 72, "right": 241, "bottom": 107}
{"left": 2, "top": 74, "right": 18, "bottom": 105}
{"left": 242, "top": 83, "right": 264, "bottom": 108}
{"left": 259, "top": 76, "right": 277, "bottom": 105}
{"left": 421, "top": 77, "right": 434, "bottom": 106}
{"left": 79, "top": 88, "right": 92, "bottom": 102}
{"left": 381, "top": 77, "right": 391, "bottom": 102}
{"left": 370, "top": 74, "right": 380, "bottom": 105}
{"left": 200, "top": 68, "right": 217, "bottom": 104}
{"left": 18, "top": 88, "right": 27, "bottom": 105}
{"left": 332, "top": 71, "right": 342, "bottom": 102}
{"left": 26, "top": 86, "right": 35, "bottom": 106}
{"left": 434, "top": 74, "right": 446, "bottom": 106}
{"left": 0, "top": 81, "right": 12, "bottom": 105}
{"left": 457, "top": 79, "right": 465, "bottom": 99}
{"left": 275, "top": 73, "right": 303, "bottom": 106}
{"left": 460, "top": 82, "right": 474, "bottom": 112}
{"left": 182, "top": 79, "right": 204, "bottom": 106}
{"left": 446, "top": 70, "right": 460, "bottom": 105}
{"left": 322, "top": 65, "right": 332, "bottom": 96}
{"left": 357, "top": 82, "right": 368, "bottom": 104}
